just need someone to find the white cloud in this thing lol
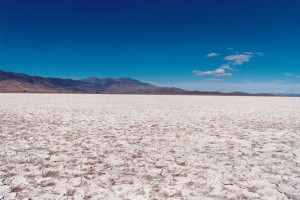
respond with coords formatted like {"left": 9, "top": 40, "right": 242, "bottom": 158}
{"left": 227, "top": 47, "right": 234, "bottom": 51}
{"left": 193, "top": 67, "right": 232, "bottom": 77}
{"left": 224, "top": 54, "right": 252, "bottom": 65}
{"left": 206, "top": 52, "right": 220, "bottom": 57}
{"left": 285, "top": 73, "right": 300, "bottom": 78}
{"left": 219, "top": 64, "right": 232, "bottom": 70}
{"left": 194, "top": 49, "right": 263, "bottom": 79}
{"left": 255, "top": 52, "right": 264, "bottom": 56}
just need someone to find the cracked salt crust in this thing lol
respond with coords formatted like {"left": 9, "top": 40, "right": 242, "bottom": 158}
{"left": 0, "top": 94, "right": 300, "bottom": 199}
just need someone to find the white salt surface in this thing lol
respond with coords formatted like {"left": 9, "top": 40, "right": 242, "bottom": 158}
{"left": 0, "top": 94, "right": 300, "bottom": 199}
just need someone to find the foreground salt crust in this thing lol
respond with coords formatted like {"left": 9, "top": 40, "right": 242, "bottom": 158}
{"left": 0, "top": 94, "right": 300, "bottom": 199}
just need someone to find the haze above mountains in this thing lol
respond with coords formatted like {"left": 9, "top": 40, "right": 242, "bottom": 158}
{"left": 0, "top": 70, "right": 276, "bottom": 96}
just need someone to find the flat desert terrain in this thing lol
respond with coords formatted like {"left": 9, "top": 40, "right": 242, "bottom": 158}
{"left": 0, "top": 94, "right": 300, "bottom": 200}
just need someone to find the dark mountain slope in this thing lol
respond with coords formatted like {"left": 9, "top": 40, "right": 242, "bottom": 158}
{"left": 0, "top": 70, "right": 185, "bottom": 93}
{"left": 0, "top": 70, "right": 99, "bottom": 92}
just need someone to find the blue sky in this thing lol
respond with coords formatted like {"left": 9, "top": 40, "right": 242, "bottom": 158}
{"left": 1, "top": 0, "right": 300, "bottom": 93}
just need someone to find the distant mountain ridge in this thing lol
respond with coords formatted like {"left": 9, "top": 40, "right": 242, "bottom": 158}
{"left": 0, "top": 69, "right": 277, "bottom": 96}
{"left": 0, "top": 70, "right": 185, "bottom": 94}
{"left": 0, "top": 70, "right": 99, "bottom": 92}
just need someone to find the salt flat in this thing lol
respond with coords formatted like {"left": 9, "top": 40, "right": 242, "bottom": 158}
{"left": 0, "top": 94, "right": 300, "bottom": 199}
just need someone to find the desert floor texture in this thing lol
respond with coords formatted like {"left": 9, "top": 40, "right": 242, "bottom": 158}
{"left": 0, "top": 94, "right": 300, "bottom": 200}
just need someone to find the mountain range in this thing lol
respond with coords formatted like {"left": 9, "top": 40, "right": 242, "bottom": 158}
{"left": 0, "top": 70, "right": 275, "bottom": 96}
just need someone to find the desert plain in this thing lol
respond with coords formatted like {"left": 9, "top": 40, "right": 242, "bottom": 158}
{"left": 0, "top": 94, "right": 300, "bottom": 199}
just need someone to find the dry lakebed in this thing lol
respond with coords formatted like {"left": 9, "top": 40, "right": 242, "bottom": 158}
{"left": 0, "top": 94, "right": 300, "bottom": 199}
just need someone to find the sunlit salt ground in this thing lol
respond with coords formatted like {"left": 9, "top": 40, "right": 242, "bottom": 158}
{"left": 0, "top": 94, "right": 300, "bottom": 199}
